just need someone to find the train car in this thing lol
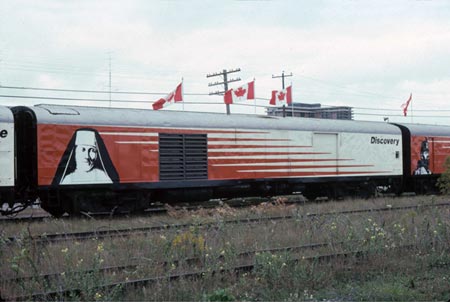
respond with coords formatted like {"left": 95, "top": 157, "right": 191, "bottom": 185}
{"left": 394, "top": 123, "right": 450, "bottom": 193}
{"left": 0, "top": 106, "right": 16, "bottom": 214}
{"left": 10, "top": 104, "right": 404, "bottom": 216}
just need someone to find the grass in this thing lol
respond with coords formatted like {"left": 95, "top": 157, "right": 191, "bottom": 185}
{"left": 0, "top": 195, "right": 449, "bottom": 301}
{"left": 313, "top": 252, "right": 450, "bottom": 301}
{"left": 1, "top": 195, "right": 446, "bottom": 237}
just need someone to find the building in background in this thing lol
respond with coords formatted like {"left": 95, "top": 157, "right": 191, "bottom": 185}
{"left": 267, "top": 103, "right": 353, "bottom": 120}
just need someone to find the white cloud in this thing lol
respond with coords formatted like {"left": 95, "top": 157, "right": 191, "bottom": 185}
{"left": 35, "top": 74, "right": 65, "bottom": 88}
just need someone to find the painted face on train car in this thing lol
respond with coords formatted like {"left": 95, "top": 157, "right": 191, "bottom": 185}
{"left": 411, "top": 135, "right": 450, "bottom": 175}
{"left": 74, "top": 145, "right": 98, "bottom": 173}
{"left": 74, "top": 130, "right": 99, "bottom": 171}
{"left": 52, "top": 128, "right": 119, "bottom": 185}
{"left": 412, "top": 137, "right": 431, "bottom": 175}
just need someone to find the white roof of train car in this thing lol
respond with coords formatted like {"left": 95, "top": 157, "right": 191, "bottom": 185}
{"left": 27, "top": 104, "right": 402, "bottom": 135}
{"left": 395, "top": 123, "right": 450, "bottom": 137}
{"left": 0, "top": 106, "right": 14, "bottom": 123}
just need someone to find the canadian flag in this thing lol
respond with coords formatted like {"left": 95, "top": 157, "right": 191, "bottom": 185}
{"left": 400, "top": 93, "right": 412, "bottom": 116}
{"left": 224, "top": 81, "right": 255, "bottom": 104}
{"left": 270, "top": 85, "right": 292, "bottom": 105}
{"left": 152, "top": 82, "right": 183, "bottom": 110}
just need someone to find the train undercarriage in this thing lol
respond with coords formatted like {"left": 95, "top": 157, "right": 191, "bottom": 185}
{"left": 34, "top": 175, "right": 412, "bottom": 217}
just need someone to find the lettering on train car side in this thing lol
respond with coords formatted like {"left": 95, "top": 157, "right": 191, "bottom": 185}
{"left": 0, "top": 129, "right": 8, "bottom": 139}
{"left": 370, "top": 136, "right": 399, "bottom": 146}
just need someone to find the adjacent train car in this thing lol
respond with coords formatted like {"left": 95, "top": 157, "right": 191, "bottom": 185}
{"left": 0, "top": 106, "right": 15, "bottom": 211}
{"left": 10, "top": 104, "right": 404, "bottom": 215}
{"left": 395, "top": 123, "right": 450, "bottom": 193}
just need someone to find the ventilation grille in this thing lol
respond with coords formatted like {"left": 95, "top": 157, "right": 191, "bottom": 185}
{"left": 159, "top": 133, "right": 208, "bottom": 181}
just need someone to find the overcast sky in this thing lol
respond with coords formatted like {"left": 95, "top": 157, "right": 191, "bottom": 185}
{"left": 1, "top": 0, "right": 449, "bottom": 124}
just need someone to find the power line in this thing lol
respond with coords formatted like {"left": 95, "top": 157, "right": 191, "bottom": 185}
{"left": 0, "top": 85, "right": 209, "bottom": 96}
{"left": 354, "top": 112, "right": 450, "bottom": 118}
{"left": 1, "top": 93, "right": 450, "bottom": 122}
{"left": 2, "top": 58, "right": 448, "bottom": 104}
{"left": 0, "top": 93, "right": 448, "bottom": 118}
{"left": 352, "top": 106, "right": 450, "bottom": 112}
{"left": 1, "top": 77, "right": 450, "bottom": 113}
{"left": 3, "top": 56, "right": 449, "bottom": 100}
{"left": 1, "top": 84, "right": 449, "bottom": 114}
{"left": 0, "top": 93, "right": 226, "bottom": 105}
{"left": 0, "top": 60, "right": 201, "bottom": 79}
{"left": 296, "top": 74, "right": 400, "bottom": 101}
{"left": 0, "top": 94, "right": 141, "bottom": 103}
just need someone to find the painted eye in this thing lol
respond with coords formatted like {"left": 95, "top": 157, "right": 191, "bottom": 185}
{"left": 82, "top": 147, "right": 86, "bottom": 152}
{"left": 88, "top": 148, "right": 98, "bottom": 160}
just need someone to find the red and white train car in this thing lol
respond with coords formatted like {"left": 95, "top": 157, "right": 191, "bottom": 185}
{"left": 0, "top": 106, "right": 15, "bottom": 209}
{"left": 10, "top": 104, "right": 404, "bottom": 215}
{"left": 396, "top": 123, "right": 450, "bottom": 193}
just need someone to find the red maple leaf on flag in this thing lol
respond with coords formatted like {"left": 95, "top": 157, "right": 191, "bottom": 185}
{"left": 234, "top": 87, "right": 247, "bottom": 97}
{"left": 277, "top": 91, "right": 285, "bottom": 101}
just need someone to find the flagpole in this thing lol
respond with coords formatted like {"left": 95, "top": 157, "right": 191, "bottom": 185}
{"left": 291, "top": 82, "right": 294, "bottom": 117}
{"left": 182, "top": 78, "right": 185, "bottom": 111}
{"left": 254, "top": 78, "right": 256, "bottom": 114}
{"left": 108, "top": 53, "right": 112, "bottom": 108}
{"left": 272, "top": 71, "right": 292, "bottom": 118}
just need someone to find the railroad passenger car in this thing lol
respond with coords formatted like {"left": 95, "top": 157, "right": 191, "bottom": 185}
{"left": 0, "top": 106, "right": 15, "bottom": 210}
{"left": 396, "top": 123, "right": 450, "bottom": 193}
{"left": 8, "top": 104, "right": 404, "bottom": 216}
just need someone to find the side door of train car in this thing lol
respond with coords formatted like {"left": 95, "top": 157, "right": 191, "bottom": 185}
{"left": 307, "top": 129, "right": 402, "bottom": 198}
{"left": 313, "top": 133, "right": 338, "bottom": 176}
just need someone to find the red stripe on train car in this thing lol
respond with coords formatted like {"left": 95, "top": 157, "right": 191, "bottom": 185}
{"left": 212, "top": 164, "right": 373, "bottom": 170}
{"left": 208, "top": 151, "right": 330, "bottom": 157}
{"left": 208, "top": 138, "right": 291, "bottom": 142}
{"left": 209, "top": 158, "right": 353, "bottom": 164}
{"left": 207, "top": 144, "right": 311, "bottom": 149}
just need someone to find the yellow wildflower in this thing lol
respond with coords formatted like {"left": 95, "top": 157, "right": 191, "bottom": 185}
{"left": 97, "top": 243, "right": 104, "bottom": 252}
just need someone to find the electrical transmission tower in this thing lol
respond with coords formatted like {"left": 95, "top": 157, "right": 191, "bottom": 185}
{"left": 207, "top": 68, "right": 241, "bottom": 115}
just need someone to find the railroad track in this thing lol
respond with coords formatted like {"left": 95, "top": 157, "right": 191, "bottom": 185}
{"left": 1, "top": 240, "right": 419, "bottom": 301}
{"left": 5, "top": 202, "right": 450, "bottom": 245}
{"left": 1, "top": 239, "right": 341, "bottom": 287}
{"left": 0, "top": 195, "right": 293, "bottom": 223}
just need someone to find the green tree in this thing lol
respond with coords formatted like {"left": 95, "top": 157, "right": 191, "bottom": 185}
{"left": 437, "top": 156, "right": 450, "bottom": 194}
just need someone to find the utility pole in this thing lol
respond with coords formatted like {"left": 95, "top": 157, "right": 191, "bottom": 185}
{"left": 207, "top": 68, "right": 241, "bottom": 115}
{"left": 272, "top": 71, "right": 293, "bottom": 117}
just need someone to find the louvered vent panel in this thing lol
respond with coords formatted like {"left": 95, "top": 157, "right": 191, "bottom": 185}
{"left": 159, "top": 133, "right": 208, "bottom": 180}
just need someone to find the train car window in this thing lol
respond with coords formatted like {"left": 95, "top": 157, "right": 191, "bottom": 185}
{"left": 159, "top": 133, "right": 208, "bottom": 181}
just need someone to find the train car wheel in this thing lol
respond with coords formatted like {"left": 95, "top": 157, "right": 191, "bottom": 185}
{"left": 44, "top": 207, "right": 65, "bottom": 217}
{"left": 358, "top": 182, "right": 377, "bottom": 199}
{"left": 40, "top": 195, "right": 66, "bottom": 217}
{"left": 65, "top": 192, "right": 84, "bottom": 216}
{"left": 301, "top": 186, "right": 320, "bottom": 202}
